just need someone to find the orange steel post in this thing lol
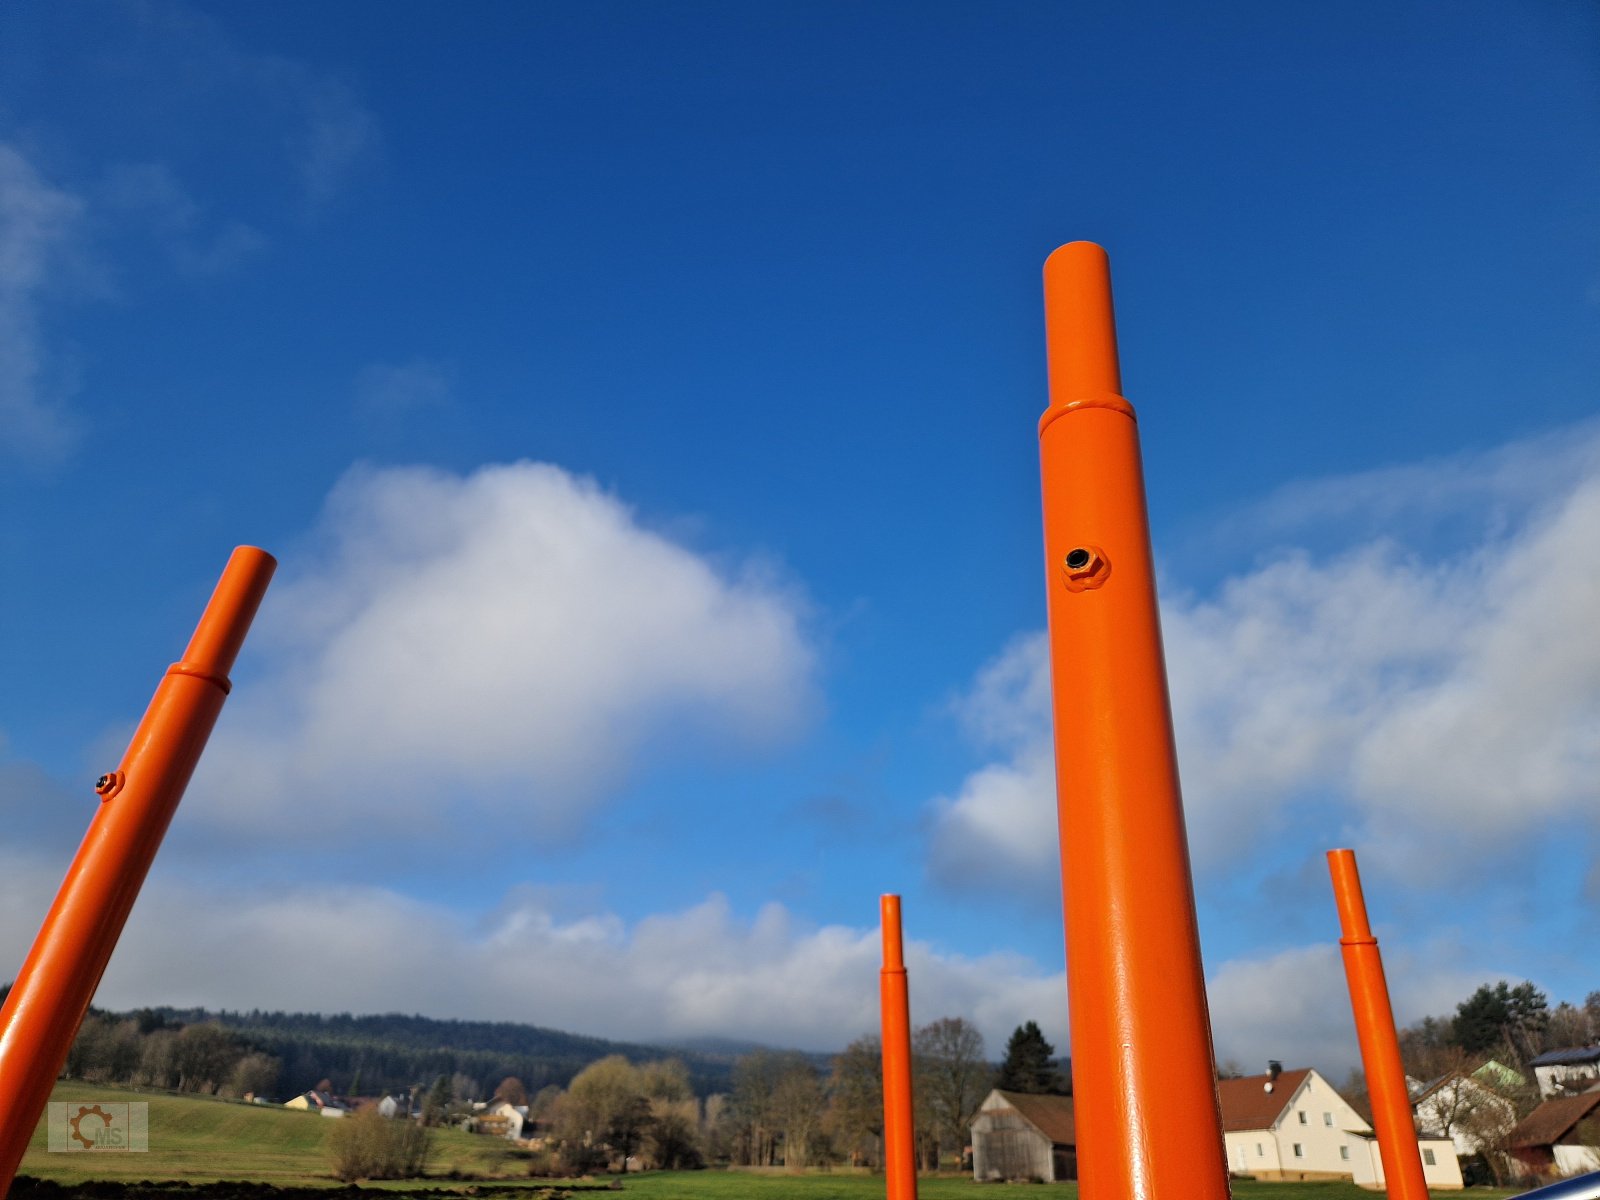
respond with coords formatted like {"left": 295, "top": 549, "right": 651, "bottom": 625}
{"left": 1327, "top": 849, "right": 1429, "bottom": 1200}
{"left": 1039, "top": 243, "right": 1229, "bottom": 1199}
{"left": 879, "top": 895, "right": 918, "bottom": 1200}
{"left": 0, "top": 547, "right": 275, "bottom": 1191}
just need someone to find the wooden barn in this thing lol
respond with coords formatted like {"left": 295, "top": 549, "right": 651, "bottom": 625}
{"left": 970, "top": 1088, "right": 1076, "bottom": 1182}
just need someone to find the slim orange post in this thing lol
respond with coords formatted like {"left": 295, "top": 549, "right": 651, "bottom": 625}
{"left": 1327, "top": 849, "right": 1429, "bottom": 1200}
{"left": 1039, "top": 243, "right": 1228, "bottom": 1199}
{"left": 0, "top": 547, "right": 275, "bottom": 1190}
{"left": 879, "top": 895, "right": 917, "bottom": 1200}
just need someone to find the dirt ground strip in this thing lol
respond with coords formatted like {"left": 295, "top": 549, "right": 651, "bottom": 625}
{"left": 9, "top": 1181, "right": 621, "bottom": 1200}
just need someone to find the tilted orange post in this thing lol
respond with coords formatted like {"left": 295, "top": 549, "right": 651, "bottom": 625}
{"left": 1038, "top": 242, "right": 1229, "bottom": 1199}
{"left": 0, "top": 546, "right": 275, "bottom": 1190}
{"left": 1327, "top": 849, "right": 1429, "bottom": 1200}
{"left": 879, "top": 894, "right": 918, "bottom": 1200}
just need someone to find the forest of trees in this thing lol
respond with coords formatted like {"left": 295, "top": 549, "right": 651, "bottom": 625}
{"left": 399, "top": 1016, "right": 1044, "bottom": 1175}
{"left": 12, "top": 980, "right": 1065, "bottom": 1174}
{"left": 693, "top": 1016, "right": 1061, "bottom": 1172}
{"left": 15, "top": 994, "right": 739, "bottom": 1102}
{"left": 1396, "top": 981, "right": 1599, "bottom": 1078}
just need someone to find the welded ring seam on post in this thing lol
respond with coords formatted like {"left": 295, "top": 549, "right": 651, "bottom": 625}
{"left": 166, "top": 662, "right": 233, "bottom": 694}
{"left": 1038, "top": 394, "right": 1138, "bottom": 436}
{"left": 1340, "top": 937, "right": 1378, "bottom": 947}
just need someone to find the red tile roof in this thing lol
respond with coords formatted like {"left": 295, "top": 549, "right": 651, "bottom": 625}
{"left": 1216, "top": 1068, "right": 1313, "bottom": 1132}
{"left": 993, "top": 1090, "right": 1076, "bottom": 1146}
{"left": 1508, "top": 1092, "right": 1600, "bottom": 1150}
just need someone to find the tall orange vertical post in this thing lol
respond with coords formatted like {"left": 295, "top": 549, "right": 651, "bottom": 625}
{"left": 1038, "top": 242, "right": 1229, "bottom": 1199}
{"left": 0, "top": 546, "right": 275, "bottom": 1191}
{"left": 1327, "top": 849, "right": 1429, "bottom": 1200}
{"left": 879, "top": 894, "right": 918, "bottom": 1200}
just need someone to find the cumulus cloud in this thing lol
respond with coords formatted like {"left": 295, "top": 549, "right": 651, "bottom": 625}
{"left": 0, "top": 850, "right": 1061, "bottom": 1055}
{"left": 100, "top": 162, "right": 266, "bottom": 275}
{"left": 108, "top": 2, "right": 380, "bottom": 211}
{"left": 355, "top": 358, "right": 455, "bottom": 420}
{"left": 927, "top": 633, "right": 1058, "bottom": 893}
{"left": 191, "top": 461, "right": 815, "bottom": 846}
{"left": 930, "top": 423, "right": 1600, "bottom": 894}
{"left": 1205, "top": 941, "right": 1521, "bottom": 1079}
{"left": 292, "top": 77, "right": 380, "bottom": 207}
{"left": 0, "top": 145, "right": 86, "bottom": 459}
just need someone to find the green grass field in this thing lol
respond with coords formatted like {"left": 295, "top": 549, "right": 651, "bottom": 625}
{"left": 19, "top": 1081, "right": 527, "bottom": 1185}
{"left": 18, "top": 1082, "right": 1526, "bottom": 1198}
{"left": 592, "top": 1175, "right": 1521, "bottom": 1200}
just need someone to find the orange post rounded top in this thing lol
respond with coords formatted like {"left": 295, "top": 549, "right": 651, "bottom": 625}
{"left": 880, "top": 894, "right": 904, "bottom": 970}
{"left": 179, "top": 546, "right": 277, "bottom": 680}
{"left": 1327, "top": 848, "right": 1375, "bottom": 942}
{"left": 1043, "top": 241, "right": 1123, "bottom": 411}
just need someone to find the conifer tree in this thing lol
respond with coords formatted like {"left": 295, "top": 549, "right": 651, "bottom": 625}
{"left": 994, "top": 1021, "right": 1065, "bottom": 1094}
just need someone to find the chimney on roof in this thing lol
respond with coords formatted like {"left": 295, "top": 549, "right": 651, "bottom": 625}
{"left": 1265, "top": 1060, "right": 1283, "bottom": 1093}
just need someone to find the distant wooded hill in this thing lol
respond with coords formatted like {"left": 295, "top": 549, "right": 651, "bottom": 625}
{"left": 128, "top": 1006, "right": 744, "bottom": 1099}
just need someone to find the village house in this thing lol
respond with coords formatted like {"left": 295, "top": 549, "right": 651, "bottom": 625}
{"left": 1409, "top": 1071, "right": 1518, "bottom": 1157}
{"left": 1343, "top": 1129, "right": 1466, "bottom": 1192}
{"left": 376, "top": 1093, "right": 410, "bottom": 1119}
{"left": 1507, "top": 1091, "right": 1600, "bottom": 1180}
{"left": 1529, "top": 1047, "right": 1600, "bottom": 1099}
{"left": 283, "top": 1089, "right": 349, "bottom": 1118}
{"left": 471, "top": 1099, "right": 527, "bottom": 1140}
{"left": 1218, "top": 1067, "right": 1461, "bottom": 1190}
{"left": 1220, "top": 1068, "right": 1364, "bottom": 1180}
{"left": 970, "top": 1089, "right": 1076, "bottom": 1182}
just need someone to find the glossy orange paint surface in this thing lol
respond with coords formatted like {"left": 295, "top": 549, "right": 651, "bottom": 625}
{"left": 1328, "top": 849, "right": 1429, "bottom": 1200}
{"left": 0, "top": 547, "right": 275, "bottom": 1193}
{"left": 1039, "top": 243, "right": 1229, "bottom": 1199}
{"left": 879, "top": 895, "right": 917, "bottom": 1200}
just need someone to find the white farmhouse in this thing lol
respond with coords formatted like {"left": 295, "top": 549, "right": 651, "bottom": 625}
{"left": 1219, "top": 1067, "right": 1462, "bottom": 1189}
{"left": 1220, "top": 1068, "right": 1367, "bottom": 1180}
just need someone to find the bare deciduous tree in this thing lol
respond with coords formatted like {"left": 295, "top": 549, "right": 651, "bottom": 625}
{"left": 493, "top": 1075, "right": 529, "bottom": 1107}
{"left": 913, "top": 1016, "right": 991, "bottom": 1169}
{"left": 826, "top": 1035, "right": 884, "bottom": 1168}
{"left": 772, "top": 1057, "right": 826, "bottom": 1169}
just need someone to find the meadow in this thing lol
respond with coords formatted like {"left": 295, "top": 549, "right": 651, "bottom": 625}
{"left": 18, "top": 1082, "right": 1524, "bottom": 1199}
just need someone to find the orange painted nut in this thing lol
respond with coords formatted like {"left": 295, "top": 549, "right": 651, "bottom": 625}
{"left": 1060, "top": 544, "right": 1111, "bottom": 592}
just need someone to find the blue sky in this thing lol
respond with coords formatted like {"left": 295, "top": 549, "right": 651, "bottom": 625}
{"left": 1, "top": 1, "right": 1597, "bottom": 1076}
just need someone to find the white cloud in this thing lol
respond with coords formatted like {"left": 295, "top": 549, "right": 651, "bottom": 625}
{"left": 109, "top": 3, "right": 379, "bottom": 211}
{"left": 100, "top": 162, "right": 266, "bottom": 275}
{"left": 0, "top": 850, "right": 1061, "bottom": 1055}
{"left": 1205, "top": 941, "right": 1524, "bottom": 1080}
{"left": 355, "top": 358, "right": 455, "bottom": 419}
{"left": 928, "top": 633, "right": 1058, "bottom": 893}
{"left": 192, "top": 461, "right": 816, "bottom": 846}
{"left": 293, "top": 77, "right": 380, "bottom": 207}
{"left": 1206, "top": 944, "right": 1356, "bottom": 1075}
{"left": 929, "top": 423, "right": 1600, "bottom": 894}
{"left": 0, "top": 836, "right": 1530, "bottom": 1070}
{"left": 0, "top": 145, "right": 86, "bottom": 459}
